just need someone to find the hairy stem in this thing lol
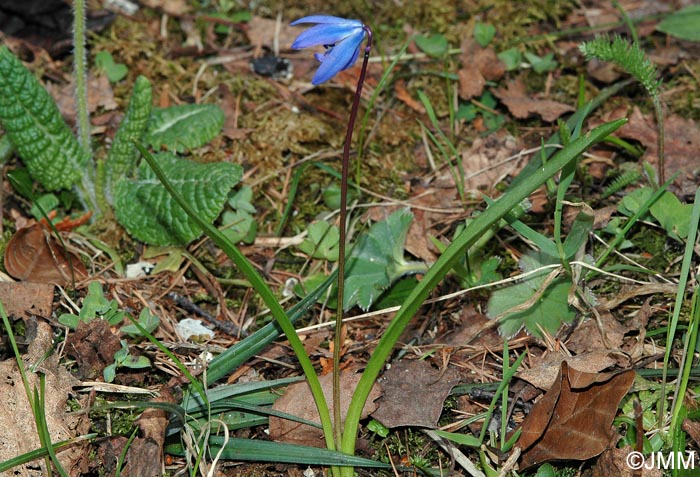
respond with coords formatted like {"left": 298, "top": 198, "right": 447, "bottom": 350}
{"left": 334, "top": 25, "right": 373, "bottom": 453}
{"left": 72, "top": 0, "right": 99, "bottom": 213}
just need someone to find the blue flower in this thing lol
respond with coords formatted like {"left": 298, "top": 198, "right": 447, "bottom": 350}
{"left": 291, "top": 15, "right": 366, "bottom": 85}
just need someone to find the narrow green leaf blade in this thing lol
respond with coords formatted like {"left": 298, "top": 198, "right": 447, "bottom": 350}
{"left": 165, "top": 437, "right": 391, "bottom": 468}
{"left": 114, "top": 152, "right": 242, "bottom": 245}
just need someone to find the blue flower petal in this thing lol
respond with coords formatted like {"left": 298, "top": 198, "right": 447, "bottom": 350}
{"left": 291, "top": 23, "right": 361, "bottom": 49}
{"left": 311, "top": 30, "right": 364, "bottom": 84}
{"left": 291, "top": 15, "right": 362, "bottom": 27}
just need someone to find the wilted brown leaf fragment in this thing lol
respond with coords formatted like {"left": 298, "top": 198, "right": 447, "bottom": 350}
{"left": 493, "top": 78, "right": 574, "bottom": 122}
{"left": 517, "top": 361, "right": 635, "bottom": 470}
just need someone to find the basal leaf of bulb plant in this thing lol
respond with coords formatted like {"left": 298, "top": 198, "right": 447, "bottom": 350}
{"left": 343, "top": 208, "right": 427, "bottom": 311}
{"left": 487, "top": 250, "right": 576, "bottom": 338}
{"left": 145, "top": 103, "right": 225, "bottom": 153}
{"left": 114, "top": 152, "right": 242, "bottom": 245}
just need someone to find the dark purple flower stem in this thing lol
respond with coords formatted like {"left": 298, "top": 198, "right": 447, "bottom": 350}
{"left": 333, "top": 25, "right": 372, "bottom": 449}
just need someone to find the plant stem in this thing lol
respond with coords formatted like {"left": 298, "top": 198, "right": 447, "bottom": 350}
{"left": 72, "top": 0, "right": 99, "bottom": 213}
{"left": 334, "top": 25, "right": 372, "bottom": 453}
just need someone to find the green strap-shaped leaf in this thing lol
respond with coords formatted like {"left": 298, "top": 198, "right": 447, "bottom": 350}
{"left": 0, "top": 46, "right": 88, "bottom": 190}
{"left": 105, "top": 75, "right": 152, "bottom": 197}
{"left": 114, "top": 152, "right": 241, "bottom": 245}
{"left": 145, "top": 103, "right": 224, "bottom": 153}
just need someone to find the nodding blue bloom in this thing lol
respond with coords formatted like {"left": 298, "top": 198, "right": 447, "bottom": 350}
{"left": 291, "top": 15, "right": 367, "bottom": 85}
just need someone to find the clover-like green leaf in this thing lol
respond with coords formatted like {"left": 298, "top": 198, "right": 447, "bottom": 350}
{"left": 95, "top": 51, "right": 128, "bottom": 82}
{"left": 121, "top": 307, "right": 160, "bottom": 337}
{"left": 0, "top": 46, "right": 89, "bottom": 190}
{"left": 414, "top": 33, "right": 448, "bottom": 58}
{"left": 474, "top": 22, "right": 496, "bottom": 47}
{"left": 343, "top": 209, "right": 427, "bottom": 311}
{"left": 146, "top": 104, "right": 224, "bottom": 153}
{"left": 487, "top": 250, "right": 576, "bottom": 338}
{"left": 114, "top": 152, "right": 242, "bottom": 245}
{"left": 298, "top": 221, "right": 340, "bottom": 261}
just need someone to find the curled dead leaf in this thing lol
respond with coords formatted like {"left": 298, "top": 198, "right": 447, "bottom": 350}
{"left": 4, "top": 223, "right": 88, "bottom": 285}
{"left": 516, "top": 361, "right": 635, "bottom": 470}
{"left": 493, "top": 78, "right": 574, "bottom": 122}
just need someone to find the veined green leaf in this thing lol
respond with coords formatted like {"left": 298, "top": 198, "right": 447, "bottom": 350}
{"left": 146, "top": 104, "right": 224, "bottom": 152}
{"left": 344, "top": 209, "right": 427, "bottom": 311}
{"left": 105, "top": 75, "right": 152, "bottom": 198}
{"left": 114, "top": 152, "right": 241, "bottom": 245}
{"left": 0, "top": 46, "right": 88, "bottom": 190}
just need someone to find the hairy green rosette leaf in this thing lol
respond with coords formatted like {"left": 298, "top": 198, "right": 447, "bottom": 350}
{"left": 0, "top": 46, "right": 88, "bottom": 190}
{"left": 145, "top": 104, "right": 224, "bottom": 152}
{"left": 114, "top": 152, "right": 242, "bottom": 245}
{"left": 105, "top": 75, "right": 152, "bottom": 197}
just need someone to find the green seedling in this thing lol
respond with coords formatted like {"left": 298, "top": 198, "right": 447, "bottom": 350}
{"left": 103, "top": 340, "right": 151, "bottom": 383}
{"left": 474, "top": 22, "right": 496, "bottom": 47}
{"left": 221, "top": 185, "right": 257, "bottom": 244}
{"left": 618, "top": 187, "right": 693, "bottom": 241}
{"left": 497, "top": 47, "right": 522, "bottom": 71}
{"left": 58, "top": 281, "right": 126, "bottom": 329}
{"left": 414, "top": 33, "right": 448, "bottom": 58}
{"left": 456, "top": 91, "right": 505, "bottom": 132}
{"left": 95, "top": 51, "right": 128, "bottom": 83}
{"left": 524, "top": 51, "right": 558, "bottom": 73}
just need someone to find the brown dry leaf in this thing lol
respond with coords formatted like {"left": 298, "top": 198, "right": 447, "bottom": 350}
{"left": 0, "top": 321, "right": 83, "bottom": 476}
{"left": 493, "top": 78, "right": 574, "bottom": 122}
{"left": 64, "top": 319, "right": 122, "bottom": 380}
{"left": 371, "top": 360, "right": 460, "bottom": 429}
{"left": 48, "top": 73, "right": 118, "bottom": 120}
{"left": 566, "top": 313, "right": 626, "bottom": 355}
{"left": 457, "top": 37, "right": 505, "bottom": 100}
{"left": 395, "top": 79, "right": 425, "bottom": 114}
{"left": 583, "top": 446, "right": 662, "bottom": 477}
{"left": 604, "top": 107, "right": 700, "bottom": 193}
{"left": 269, "top": 371, "right": 381, "bottom": 447}
{"left": 451, "top": 130, "right": 523, "bottom": 194}
{"left": 682, "top": 419, "right": 700, "bottom": 448}
{"left": 248, "top": 16, "right": 301, "bottom": 52}
{"left": 517, "top": 361, "right": 635, "bottom": 470}
{"left": 4, "top": 224, "right": 89, "bottom": 285}
{"left": 0, "top": 282, "right": 54, "bottom": 319}
{"left": 517, "top": 351, "right": 618, "bottom": 391}
{"left": 121, "top": 390, "right": 174, "bottom": 477}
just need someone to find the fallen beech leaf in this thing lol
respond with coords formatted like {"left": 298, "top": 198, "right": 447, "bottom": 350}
{"left": 493, "top": 78, "right": 574, "bottom": 122}
{"left": 0, "top": 321, "right": 83, "bottom": 475}
{"left": 517, "top": 351, "right": 617, "bottom": 391}
{"left": 458, "top": 37, "right": 505, "bottom": 100}
{"left": 517, "top": 361, "right": 635, "bottom": 470}
{"left": 4, "top": 224, "right": 88, "bottom": 285}
{"left": 0, "top": 282, "right": 54, "bottom": 319}
{"left": 371, "top": 360, "right": 460, "bottom": 428}
{"left": 269, "top": 371, "right": 381, "bottom": 447}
